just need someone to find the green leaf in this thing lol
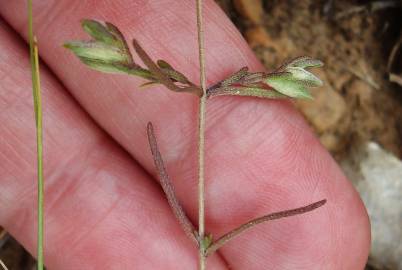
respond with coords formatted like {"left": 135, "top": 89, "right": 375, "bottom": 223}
{"left": 264, "top": 72, "right": 313, "bottom": 99}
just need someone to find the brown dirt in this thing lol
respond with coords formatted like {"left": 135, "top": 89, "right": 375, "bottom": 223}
{"left": 217, "top": 1, "right": 402, "bottom": 269}
{"left": 218, "top": 0, "right": 402, "bottom": 161}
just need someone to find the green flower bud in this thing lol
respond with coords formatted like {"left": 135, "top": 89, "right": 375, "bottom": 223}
{"left": 263, "top": 57, "right": 324, "bottom": 99}
{"left": 264, "top": 72, "right": 314, "bottom": 99}
{"left": 64, "top": 19, "right": 135, "bottom": 74}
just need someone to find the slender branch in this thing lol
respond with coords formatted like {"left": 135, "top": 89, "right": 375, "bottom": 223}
{"left": 196, "top": 0, "right": 207, "bottom": 269}
{"left": 206, "top": 199, "right": 327, "bottom": 256}
{"left": 28, "top": 1, "right": 44, "bottom": 269}
{"left": 147, "top": 122, "right": 198, "bottom": 243}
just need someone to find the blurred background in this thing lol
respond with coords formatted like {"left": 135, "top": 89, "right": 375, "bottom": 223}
{"left": 1, "top": 0, "right": 401, "bottom": 269}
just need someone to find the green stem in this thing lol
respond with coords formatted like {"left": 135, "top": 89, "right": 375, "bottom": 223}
{"left": 196, "top": 0, "right": 207, "bottom": 269}
{"left": 28, "top": 1, "right": 44, "bottom": 269}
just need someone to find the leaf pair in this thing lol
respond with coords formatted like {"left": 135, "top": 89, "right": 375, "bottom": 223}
{"left": 147, "top": 122, "right": 326, "bottom": 256}
{"left": 207, "top": 56, "right": 323, "bottom": 100}
{"left": 64, "top": 20, "right": 201, "bottom": 96}
{"left": 65, "top": 20, "right": 323, "bottom": 100}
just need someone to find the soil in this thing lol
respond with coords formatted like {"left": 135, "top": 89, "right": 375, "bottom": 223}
{"left": 217, "top": 0, "right": 402, "bottom": 161}
{"left": 2, "top": 0, "right": 402, "bottom": 269}
{"left": 216, "top": 1, "right": 402, "bottom": 269}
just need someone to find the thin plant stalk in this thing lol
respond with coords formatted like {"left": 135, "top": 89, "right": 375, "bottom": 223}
{"left": 0, "top": 259, "right": 8, "bottom": 270}
{"left": 28, "top": 1, "right": 44, "bottom": 269}
{"left": 196, "top": 0, "right": 207, "bottom": 269}
{"left": 64, "top": 13, "right": 327, "bottom": 270}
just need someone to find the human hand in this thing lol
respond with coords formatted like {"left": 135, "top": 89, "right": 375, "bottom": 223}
{"left": 0, "top": 1, "right": 370, "bottom": 269}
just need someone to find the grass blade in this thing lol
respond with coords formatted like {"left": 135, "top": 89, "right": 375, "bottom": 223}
{"left": 28, "top": 1, "right": 44, "bottom": 269}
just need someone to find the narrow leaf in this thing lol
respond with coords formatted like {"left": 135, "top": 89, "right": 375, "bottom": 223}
{"left": 221, "top": 67, "right": 249, "bottom": 86}
{"left": 133, "top": 39, "right": 177, "bottom": 90}
{"left": 241, "top": 72, "right": 265, "bottom": 84}
{"left": 157, "top": 59, "right": 195, "bottom": 85}
{"left": 207, "top": 86, "right": 287, "bottom": 99}
{"left": 133, "top": 39, "right": 202, "bottom": 96}
{"left": 105, "top": 22, "right": 135, "bottom": 66}
{"left": 147, "top": 122, "right": 198, "bottom": 243}
{"left": 139, "top": 81, "right": 160, "bottom": 89}
{"left": 277, "top": 56, "right": 324, "bottom": 71}
{"left": 157, "top": 59, "right": 174, "bottom": 70}
{"left": 163, "top": 69, "right": 193, "bottom": 85}
{"left": 206, "top": 199, "right": 327, "bottom": 256}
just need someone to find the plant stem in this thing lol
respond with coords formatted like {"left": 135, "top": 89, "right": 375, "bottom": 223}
{"left": 196, "top": 0, "right": 207, "bottom": 269}
{"left": 28, "top": 1, "right": 44, "bottom": 269}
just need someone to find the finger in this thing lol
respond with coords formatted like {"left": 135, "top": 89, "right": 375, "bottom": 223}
{"left": 0, "top": 1, "right": 370, "bottom": 269}
{"left": 0, "top": 19, "right": 226, "bottom": 270}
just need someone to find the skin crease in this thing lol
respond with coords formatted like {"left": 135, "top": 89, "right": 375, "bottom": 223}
{"left": 0, "top": 0, "right": 370, "bottom": 269}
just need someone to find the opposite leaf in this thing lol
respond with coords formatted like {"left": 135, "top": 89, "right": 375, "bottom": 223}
{"left": 208, "top": 57, "right": 324, "bottom": 100}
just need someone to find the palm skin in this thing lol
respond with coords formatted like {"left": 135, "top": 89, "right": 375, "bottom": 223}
{"left": 0, "top": 0, "right": 370, "bottom": 269}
